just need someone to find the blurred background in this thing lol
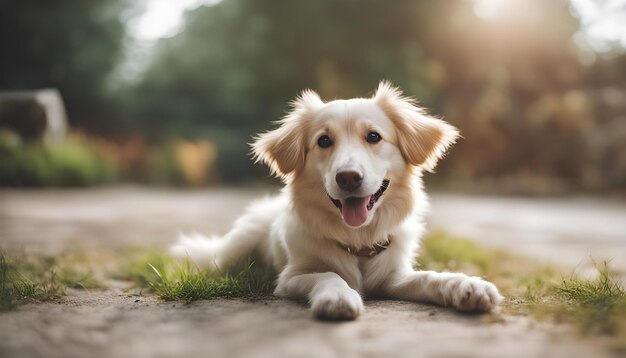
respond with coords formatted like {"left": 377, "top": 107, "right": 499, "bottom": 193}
{"left": 1, "top": 0, "right": 625, "bottom": 195}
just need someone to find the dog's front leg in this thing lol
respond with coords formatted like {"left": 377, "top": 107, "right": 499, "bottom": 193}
{"left": 384, "top": 270, "right": 502, "bottom": 312}
{"left": 275, "top": 270, "right": 363, "bottom": 320}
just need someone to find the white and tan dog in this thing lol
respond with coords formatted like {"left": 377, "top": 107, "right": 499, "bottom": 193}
{"left": 171, "top": 81, "right": 501, "bottom": 320}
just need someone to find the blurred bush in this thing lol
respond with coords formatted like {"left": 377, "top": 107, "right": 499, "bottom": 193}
{"left": 0, "top": 130, "right": 222, "bottom": 187}
{"left": 0, "top": 130, "right": 117, "bottom": 186}
{"left": 143, "top": 140, "right": 217, "bottom": 186}
{"left": 143, "top": 142, "right": 186, "bottom": 186}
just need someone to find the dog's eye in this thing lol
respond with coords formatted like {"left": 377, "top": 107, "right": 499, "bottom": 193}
{"left": 366, "top": 132, "right": 382, "bottom": 144}
{"left": 317, "top": 135, "right": 332, "bottom": 148}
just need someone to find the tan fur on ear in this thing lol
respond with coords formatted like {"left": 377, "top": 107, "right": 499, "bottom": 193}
{"left": 373, "top": 81, "right": 459, "bottom": 171}
{"left": 252, "top": 90, "right": 324, "bottom": 179}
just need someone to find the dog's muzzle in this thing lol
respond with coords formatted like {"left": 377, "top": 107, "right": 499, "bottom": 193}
{"left": 328, "top": 179, "right": 390, "bottom": 211}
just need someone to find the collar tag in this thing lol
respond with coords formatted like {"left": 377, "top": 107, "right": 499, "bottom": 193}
{"left": 338, "top": 239, "right": 391, "bottom": 257}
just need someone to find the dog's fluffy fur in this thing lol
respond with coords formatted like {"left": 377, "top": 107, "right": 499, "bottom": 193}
{"left": 171, "top": 81, "right": 501, "bottom": 320}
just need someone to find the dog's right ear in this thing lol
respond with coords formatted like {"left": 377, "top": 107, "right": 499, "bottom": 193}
{"left": 252, "top": 90, "right": 324, "bottom": 179}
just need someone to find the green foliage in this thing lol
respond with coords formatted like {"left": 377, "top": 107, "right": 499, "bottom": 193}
{"left": 129, "top": 0, "right": 450, "bottom": 181}
{"left": 0, "top": 131, "right": 117, "bottom": 186}
{"left": 519, "top": 266, "right": 560, "bottom": 303}
{"left": 144, "top": 143, "right": 187, "bottom": 186}
{"left": 119, "top": 251, "right": 275, "bottom": 302}
{"left": 3, "top": 1, "right": 626, "bottom": 190}
{"left": 127, "top": 0, "right": 626, "bottom": 190}
{"left": 0, "top": 251, "right": 102, "bottom": 310}
{"left": 512, "top": 262, "right": 626, "bottom": 349}
{"left": 116, "top": 250, "right": 173, "bottom": 286}
{"left": 558, "top": 264, "right": 625, "bottom": 307}
{"left": 556, "top": 263, "right": 626, "bottom": 336}
{"left": 0, "top": 253, "right": 66, "bottom": 308}
{"left": 0, "top": 0, "right": 620, "bottom": 191}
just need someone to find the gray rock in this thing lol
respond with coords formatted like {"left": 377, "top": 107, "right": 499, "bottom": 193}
{"left": 0, "top": 88, "right": 68, "bottom": 143}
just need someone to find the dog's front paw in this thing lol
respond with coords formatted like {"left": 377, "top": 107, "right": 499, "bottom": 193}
{"left": 442, "top": 275, "right": 502, "bottom": 312}
{"left": 311, "top": 288, "right": 364, "bottom": 321}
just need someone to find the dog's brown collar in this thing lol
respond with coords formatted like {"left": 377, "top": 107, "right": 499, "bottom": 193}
{"left": 336, "top": 238, "right": 391, "bottom": 257}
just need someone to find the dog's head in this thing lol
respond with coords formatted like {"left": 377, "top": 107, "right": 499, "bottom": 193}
{"left": 253, "top": 81, "right": 459, "bottom": 228}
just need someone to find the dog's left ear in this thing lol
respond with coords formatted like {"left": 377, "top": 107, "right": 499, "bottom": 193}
{"left": 252, "top": 90, "right": 324, "bottom": 179}
{"left": 373, "top": 81, "right": 459, "bottom": 171}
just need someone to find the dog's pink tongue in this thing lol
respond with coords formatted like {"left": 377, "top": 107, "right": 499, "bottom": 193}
{"left": 341, "top": 197, "right": 369, "bottom": 227}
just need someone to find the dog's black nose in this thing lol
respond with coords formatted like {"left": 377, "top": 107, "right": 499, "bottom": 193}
{"left": 336, "top": 170, "right": 363, "bottom": 191}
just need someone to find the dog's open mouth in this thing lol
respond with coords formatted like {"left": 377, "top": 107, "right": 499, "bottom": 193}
{"left": 329, "top": 179, "right": 390, "bottom": 227}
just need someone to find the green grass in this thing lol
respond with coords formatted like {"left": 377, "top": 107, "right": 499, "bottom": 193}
{"left": 0, "top": 253, "right": 65, "bottom": 309}
{"left": 557, "top": 263, "right": 625, "bottom": 307}
{"left": 125, "top": 233, "right": 511, "bottom": 303}
{"left": 556, "top": 263, "right": 626, "bottom": 336}
{"left": 419, "top": 231, "right": 500, "bottom": 274}
{"left": 0, "top": 251, "right": 101, "bottom": 310}
{"left": 118, "top": 251, "right": 275, "bottom": 302}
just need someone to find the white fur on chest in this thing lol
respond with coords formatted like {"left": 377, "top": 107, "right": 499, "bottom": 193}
{"left": 266, "top": 192, "right": 425, "bottom": 294}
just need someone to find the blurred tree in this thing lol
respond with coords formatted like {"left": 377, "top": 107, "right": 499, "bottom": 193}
{"left": 0, "top": 0, "right": 128, "bottom": 133}
{"left": 132, "top": 0, "right": 593, "bottom": 185}
{"left": 3, "top": 0, "right": 622, "bottom": 191}
{"left": 131, "top": 0, "right": 441, "bottom": 180}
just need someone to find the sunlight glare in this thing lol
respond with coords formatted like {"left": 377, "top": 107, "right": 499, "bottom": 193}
{"left": 570, "top": 0, "right": 626, "bottom": 51}
{"left": 129, "top": 0, "right": 222, "bottom": 42}
{"left": 473, "top": 0, "right": 504, "bottom": 20}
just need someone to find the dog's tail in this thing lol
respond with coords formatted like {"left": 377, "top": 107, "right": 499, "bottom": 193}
{"left": 170, "top": 232, "right": 229, "bottom": 269}
{"left": 170, "top": 195, "right": 284, "bottom": 269}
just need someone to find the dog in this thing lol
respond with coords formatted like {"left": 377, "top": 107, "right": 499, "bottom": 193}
{"left": 171, "top": 81, "right": 502, "bottom": 320}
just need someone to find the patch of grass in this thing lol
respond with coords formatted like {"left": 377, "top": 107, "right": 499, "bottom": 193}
{"left": 53, "top": 252, "right": 104, "bottom": 289}
{"left": 0, "top": 251, "right": 102, "bottom": 310}
{"left": 557, "top": 263, "right": 625, "bottom": 306}
{"left": 0, "top": 252, "right": 65, "bottom": 308}
{"left": 419, "top": 231, "right": 500, "bottom": 275}
{"left": 118, "top": 251, "right": 275, "bottom": 302}
{"left": 420, "top": 233, "right": 626, "bottom": 348}
{"left": 556, "top": 263, "right": 626, "bottom": 336}
{"left": 419, "top": 232, "right": 559, "bottom": 295}
{"left": 115, "top": 250, "right": 172, "bottom": 285}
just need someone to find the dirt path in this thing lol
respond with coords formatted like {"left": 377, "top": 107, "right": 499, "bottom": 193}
{"left": 0, "top": 291, "right": 608, "bottom": 358}
{"left": 1, "top": 186, "right": 624, "bottom": 358}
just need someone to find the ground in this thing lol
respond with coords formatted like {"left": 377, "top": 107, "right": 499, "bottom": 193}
{"left": 1, "top": 186, "right": 625, "bottom": 358}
